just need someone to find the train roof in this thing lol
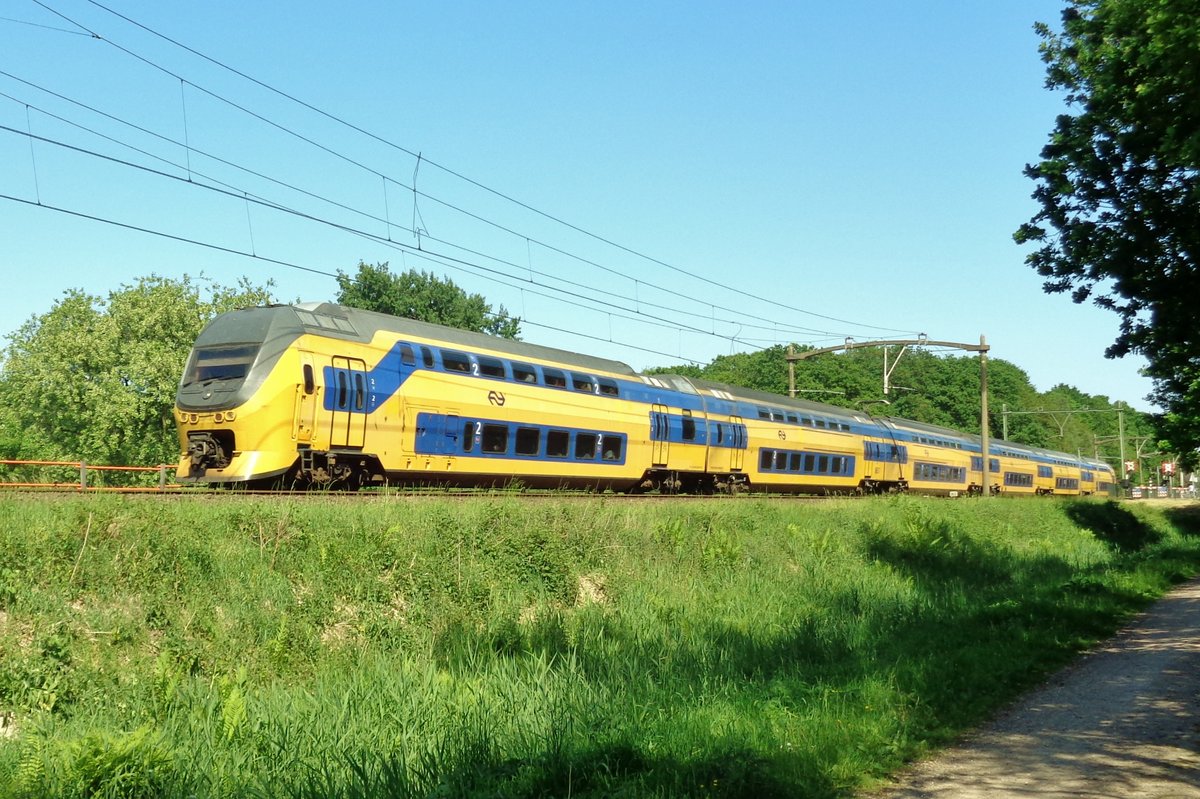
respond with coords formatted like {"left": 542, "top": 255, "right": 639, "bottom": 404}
{"left": 678, "top": 375, "right": 869, "bottom": 422}
{"left": 293, "top": 302, "right": 640, "bottom": 377}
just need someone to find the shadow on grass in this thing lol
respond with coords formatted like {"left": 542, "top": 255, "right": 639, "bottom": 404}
{"left": 1065, "top": 500, "right": 1162, "bottom": 553}
{"left": 1163, "top": 504, "right": 1200, "bottom": 538}
{"left": 270, "top": 739, "right": 808, "bottom": 799}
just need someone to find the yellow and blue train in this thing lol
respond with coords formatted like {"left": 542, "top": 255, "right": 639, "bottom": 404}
{"left": 175, "top": 302, "right": 1116, "bottom": 495}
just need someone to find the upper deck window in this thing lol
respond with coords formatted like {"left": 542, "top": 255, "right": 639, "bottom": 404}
{"left": 571, "top": 373, "right": 595, "bottom": 393}
{"left": 543, "top": 368, "right": 567, "bottom": 388}
{"left": 477, "top": 356, "right": 506, "bottom": 379}
{"left": 441, "top": 350, "right": 471, "bottom": 373}
{"left": 512, "top": 362, "right": 538, "bottom": 383}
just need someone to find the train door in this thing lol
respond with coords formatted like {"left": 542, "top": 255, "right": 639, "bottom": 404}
{"left": 729, "top": 415, "right": 745, "bottom": 471}
{"left": 329, "top": 356, "right": 367, "bottom": 449}
{"left": 293, "top": 351, "right": 319, "bottom": 443}
{"left": 650, "top": 404, "right": 670, "bottom": 467}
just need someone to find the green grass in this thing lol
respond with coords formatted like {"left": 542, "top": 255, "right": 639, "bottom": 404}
{"left": 0, "top": 493, "right": 1198, "bottom": 798}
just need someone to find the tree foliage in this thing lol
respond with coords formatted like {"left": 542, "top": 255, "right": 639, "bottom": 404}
{"left": 0, "top": 275, "right": 274, "bottom": 471}
{"left": 1014, "top": 0, "right": 1200, "bottom": 458}
{"left": 336, "top": 262, "right": 521, "bottom": 339}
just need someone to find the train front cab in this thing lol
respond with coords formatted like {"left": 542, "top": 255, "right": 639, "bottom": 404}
{"left": 177, "top": 308, "right": 320, "bottom": 486}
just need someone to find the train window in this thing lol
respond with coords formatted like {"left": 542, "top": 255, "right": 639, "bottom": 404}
{"left": 482, "top": 424, "right": 508, "bottom": 453}
{"left": 800, "top": 417, "right": 812, "bottom": 427}
{"left": 758, "top": 408, "right": 771, "bottom": 420}
{"left": 715, "top": 424, "right": 724, "bottom": 445}
{"left": 515, "top": 427, "right": 540, "bottom": 456}
{"left": 602, "top": 438, "right": 622, "bottom": 461}
{"left": 818, "top": 455, "right": 829, "bottom": 473}
{"left": 442, "top": 350, "right": 471, "bottom": 373}
{"left": 760, "top": 450, "right": 774, "bottom": 470}
{"left": 512, "top": 362, "right": 538, "bottom": 383}
{"left": 547, "top": 430, "right": 570, "bottom": 458}
{"left": 786, "top": 413, "right": 799, "bottom": 424}
{"left": 571, "top": 373, "right": 595, "bottom": 393}
{"left": 597, "top": 377, "right": 619, "bottom": 396}
{"left": 1038, "top": 466, "right": 1053, "bottom": 478}
{"left": 336, "top": 370, "right": 348, "bottom": 409}
{"left": 188, "top": 344, "right": 258, "bottom": 384}
{"left": 789, "top": 453, "right": 802, "bottom": 471}
{"left": 353, "top": 373, "right": 365, "bottom": 410}
{"left": 990, "top": 459, "right": 1000, "bottom": 472}
{"left": 831, "top": 456, "right": 844, "bottom": 474}
{"left": 682, "top": 411, "right": 696, "bottom": 441}
{"left": 543, "top": 368, "right": 567, "bottom": 388}
{"left": 575, "top": 433, "right": 598, "bottom": 459}
{"left": 815, "top": 419, "right": 828, "bottom": 429}
{"left": 803, "top": 454, "right": 815, "bottom": 472}
{"left": 302, "top": 364, "right": 314, "bottom": 394}
{"left": 462, "top": 422, "right": 475, "bottom": 453}
{"left": 421, "top": 347, "right": 434, "bottom": 368}
{"left": 400, "top": 344, "right": 416, "bottom": 367}
{"left": 477, "top": 356, "right": 506, "bottom": 379}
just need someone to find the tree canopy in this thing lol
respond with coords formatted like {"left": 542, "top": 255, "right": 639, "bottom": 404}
{"left": 336, "top": 262, "right": 521, "bottom": 339}
{"left": 1014, "top": 0, "right": 1200, "bottom": 458}
{"left": 0, "top": 275, "right": 274, "bottom": 473}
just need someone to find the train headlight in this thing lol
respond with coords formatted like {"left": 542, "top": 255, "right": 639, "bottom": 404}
{"left": 215, "top": 412, "right": 225, "bottom": 423}
{"left": 226, "top": 411, "right": 236, "bottom": 422}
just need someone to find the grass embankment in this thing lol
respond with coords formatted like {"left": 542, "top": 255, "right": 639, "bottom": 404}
{"left": 0, "top": 494, "right": 1198, "bottom": 798}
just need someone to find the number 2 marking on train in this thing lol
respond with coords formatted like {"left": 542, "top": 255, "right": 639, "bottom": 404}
{"left": 488, "top": 391, "right": 506, "bottom": 406}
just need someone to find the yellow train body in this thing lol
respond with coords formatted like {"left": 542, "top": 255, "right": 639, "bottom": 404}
{"left": 174, "top": 303, "right": 1116, "bottom": 497}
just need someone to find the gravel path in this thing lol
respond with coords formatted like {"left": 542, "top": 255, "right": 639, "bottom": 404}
{"left": 868, "top": 576, "right": 1200, "bottom": 799}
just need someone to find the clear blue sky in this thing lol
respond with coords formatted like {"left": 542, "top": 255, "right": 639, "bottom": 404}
{"left": 0, "top": 0, "right": 1157, "bottom": 411}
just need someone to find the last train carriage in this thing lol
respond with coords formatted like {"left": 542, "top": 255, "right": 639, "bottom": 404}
{"left": 175, "top": 303, "right": 1116, "bottom": 495}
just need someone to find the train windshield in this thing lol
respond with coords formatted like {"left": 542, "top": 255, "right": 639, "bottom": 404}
{"left": 183, "top": 344, "right": 261, "bottom": 386}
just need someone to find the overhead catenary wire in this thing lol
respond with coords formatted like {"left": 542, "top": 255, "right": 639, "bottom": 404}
{"left": 0, "top": 190, "right": 718, "bottom": 366}
{"left": 0, "top": 79, "right": 875, "bottom": 342}
{"left": 0, "top": 122, "right": 775, "bottom": 353}
{"left": 0, "top": 70, "right": 874, "bottom": 346}
{"left": 26, "top": 0, "right": 922, "bottom": 339}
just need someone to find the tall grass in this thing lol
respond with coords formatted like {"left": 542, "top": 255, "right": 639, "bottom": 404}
{"left": 0, "top": 494, "right": 1197, "bottom": 798}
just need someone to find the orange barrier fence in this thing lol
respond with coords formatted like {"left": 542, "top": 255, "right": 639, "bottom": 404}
{"left": 0, "top": 459, "right": 181, "bottom": 491}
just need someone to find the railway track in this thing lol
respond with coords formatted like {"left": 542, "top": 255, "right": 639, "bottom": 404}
{"left": 0, "top": 484, "right": 842, "bottom": 501}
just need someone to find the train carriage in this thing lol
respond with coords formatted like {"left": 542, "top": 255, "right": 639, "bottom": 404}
{"left": 176, "top": 302, "right": 1121, "bottom": 497}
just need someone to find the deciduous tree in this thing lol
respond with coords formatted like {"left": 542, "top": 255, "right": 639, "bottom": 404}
{"left": 336, "top": 262, "right": 521, "bottom": 339}
{"left": 1015, "top": 0, "right": 1200, "bottom": 460}
{"left": 0, "top": 275, "right": 274, "bottom": 471}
